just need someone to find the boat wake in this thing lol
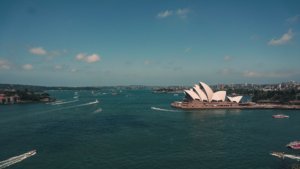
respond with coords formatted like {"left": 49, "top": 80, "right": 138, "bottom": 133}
{"left": 0, "top": 150, "right": 36, "bottom": 169}
{"left": 58, "top": 99, "right": 99, "bottom": 109}
{"left": 271, "top": 151, "right": 300, "bottom": 161}
{"left": 151, "top": 107, "right": 179, "bottom": 112}
{"left": 41, "top": 100, "right": 99, "bottom": 114}
{"left": 51, "top": 99, "right": 79, "bottom": 105}
{"left": 78, "top": 99, "right": 99, "bottom": 106}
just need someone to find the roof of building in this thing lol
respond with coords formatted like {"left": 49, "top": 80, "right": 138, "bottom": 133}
{"left": 200, "top": 82, "right": 214, "bottom": 102}
{"left": 184, "top": 89, "right": 201, "bottom": 100}
{"left": 227, "top": 96, "right": 243, "bottom": 103}
{"left": 193, "top": 84, "right": 208, "bottom": 101}
{"left": 184, "top": 81, "right": 243, "bottom": 103}
{"left": 212, "top": 91, "right": 226, "bottom": 102}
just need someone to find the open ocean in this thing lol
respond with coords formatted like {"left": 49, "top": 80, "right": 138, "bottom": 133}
{"left": 1, "top": 89, "right": 300, "bottom": 169}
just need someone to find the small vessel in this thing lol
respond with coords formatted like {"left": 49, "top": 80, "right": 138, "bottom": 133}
{"left": 0, "top": 150, "right": 37, "bottom": 168}
{"left": 270, "top": 151, "right": 300, "bottom": 161}
{"left": 25, "top": 150, "right": 37, "bottom": 157}
{"left": 151, "top": 107, "right": 178, "bottom": 112}
{"left": 270, "top": 152, "right": 285, "bottom": 158}
{"left": 286, "top": 141, "right": 300, "bottom": 150}
{"left": 92, "top": 99, "right": 99, "bottom": 104}
{"left": 93, "top": 108, "right": 102, "bottom": 113}
{"left": 272, "top": 114, "right": 289, "bottom": 119}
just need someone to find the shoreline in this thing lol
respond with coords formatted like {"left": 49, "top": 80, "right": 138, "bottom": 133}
{"left": 171, "top": 101, "right": 300, "bottom": 110}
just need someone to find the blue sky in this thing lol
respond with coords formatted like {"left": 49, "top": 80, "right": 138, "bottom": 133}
{"left": 0, "top": 0, "right": 299, "bottom": 86}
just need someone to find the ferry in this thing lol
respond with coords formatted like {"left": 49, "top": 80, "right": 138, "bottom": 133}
{"left": 271, "top": 152, "right": 300, "bottom": 161}
{"left": 286, "top": 141, "right": 300, "bottom": 150}
{"left": 25, "top": 150, "right": 37, "bottom": 157}
{"left": 0, "top": 150, "right": 37, "bottom": 168}
{"left": 272, "top": 114, "right": 289, "bottom": 119}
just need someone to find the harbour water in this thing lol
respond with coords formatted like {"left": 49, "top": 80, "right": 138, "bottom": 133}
{"left": 0, "top": 89, "right": 300, "bottom": 169}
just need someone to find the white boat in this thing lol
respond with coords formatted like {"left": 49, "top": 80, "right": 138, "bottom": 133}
{"left": 25, "top": 150, "right": 36, "bottom": 157}
{"left": 0, "top": 150, "right": 37, "bottom": 168}
{"left": 272, "top": 114, "right": 289, "bottom": 119}
{"left": 92, "top": 99, "right": 99, "bottom": 104}
{"left": 271, "top": 151, "right": 300, "bottom": 161}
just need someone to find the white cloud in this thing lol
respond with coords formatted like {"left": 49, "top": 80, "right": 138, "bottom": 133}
{"left": 217, "top": 68, "right": 299, "bottom": 80}
{"left": 218, "top": 68, "right": 239, "bottom": 76}
{"left": 176, "top": 8, "right": 190, "bottom": 19}
{"left": 29, "top": 47, "right": 47, "bottom": 55}
{"left": 86, "top": 54, "right": 100, "bottom": 63}
{"left": 75, "top": 53, "right": 101, "bottom": 63}
{"left": 287, "top": 15, "right": 300, "bottom": 24}
{"left": 184, "top": 47, "right": 192, "bottom": 53}
{"left": 29, "top": 47, "right": 67, "bottom": 61}
{"left": 243, "top": 70, "right": 299, "bottom": 78}
{"left": 250, "top": 34, "right": 260, "bottom": 41}
{"left": 268, "top": 29, "right": 294, "bottom": 46}
{"left": 157, "top": 8, "right": 190, "bottom": 19}
{"left": 224, "top": 56, "right": 232, "bottom": 61}
{"left": 70, "top": 68, "right": 77, "bottom": 72}
{"left": 54, "top": 65, "right": 63, "bottom": 70}
{"left": 144, "top": 60, "right": 151, "bottom": 65}
{"left": 157, "top": 10, "right": 173, "bottom": 19}
{"left": 243, "top": 71, "right": 261, "bottom": 77}
{"left": 22, "top": 64, "right": 33, "bottom": 70}
{"left": 76, "top": 53, "right": 86, "bottom": 60}
{"left": 53, "top": 64, "right": 71, "bottom": 72}
{"left": 0, "top": 59, "right": 11, "bottom": 70}
{"left": 49, "top": 50, "right": 64, "bottom": 57}
{"left": 220, "top": 68, "right": 231, "bottom": 75}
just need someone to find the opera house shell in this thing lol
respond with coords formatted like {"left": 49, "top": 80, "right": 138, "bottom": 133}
{"left": 171, "top": 81, "right": 300, "bottom": 110}
{"left": 184, "top": 82, "right": 243, "bottom": 103}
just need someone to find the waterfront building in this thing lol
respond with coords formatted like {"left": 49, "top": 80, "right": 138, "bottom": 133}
{"left": 0, "top": 94, "right": 20, "bottom": 104}
{"left": 184, "top": 81, "right": 243, "bottom": 103}
{"left": 172, "top": 81, "right": 300, "bottom": 109}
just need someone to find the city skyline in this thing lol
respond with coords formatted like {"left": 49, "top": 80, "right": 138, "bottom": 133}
{"left": 0, "top": 0, "right": 300, "bottom": 86}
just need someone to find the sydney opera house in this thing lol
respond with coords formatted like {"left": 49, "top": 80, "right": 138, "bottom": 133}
{"left": 171, "top": 81, "right": 300, "bottom": 110}
{"left": 171, "top": 81, "right": 244, "bottom": 109}
{"left": 184, "top": 82, "right": 243, "bottom": 103}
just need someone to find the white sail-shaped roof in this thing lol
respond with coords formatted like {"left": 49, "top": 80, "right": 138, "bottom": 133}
{"left": 199, "top": 82, "right": 214, "bottom": 102}
{"left": 227, "top": 96, "right": 243, "bottom": 103}
{"left": 212, "top": 91, "right": 226, "bottom": 102}
{"left": 193, "top": 84, "right": 208, "bottom": 101}
{"left": 184, "top": 89, "right": 201, "bottom": 100}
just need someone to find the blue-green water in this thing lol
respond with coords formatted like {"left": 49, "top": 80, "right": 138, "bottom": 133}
{"left": 1, "top": 89, "right": 300, "bottom": 169}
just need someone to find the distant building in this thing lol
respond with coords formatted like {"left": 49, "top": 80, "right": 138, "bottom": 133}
{"left": 184, "top": 81, "right": 243, "bottom": 103}
{"left": 0, "top": 94, "right": 20, "bottom": 104}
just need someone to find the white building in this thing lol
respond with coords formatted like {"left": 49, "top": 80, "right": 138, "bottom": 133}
{"left": 184, "top": 81, "right": 243, "bottom": 103}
